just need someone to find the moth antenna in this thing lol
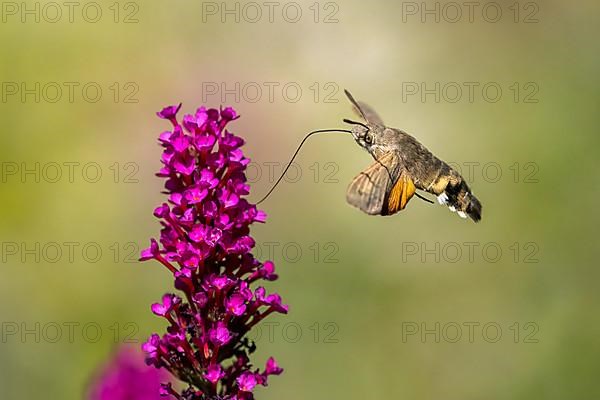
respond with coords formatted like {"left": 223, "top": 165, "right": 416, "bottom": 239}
{"left": 343, "top": 118, "right": 370, "bottom": 130}
{"left": 256, "top": 129, "right": 352, "bottom": 205}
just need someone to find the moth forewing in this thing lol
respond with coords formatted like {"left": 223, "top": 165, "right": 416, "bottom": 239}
{"left": 344, "top": 89, "right": 385, "bottom": 126}
{"left": 346, "top": 152, "right": 402, "bottom": 216}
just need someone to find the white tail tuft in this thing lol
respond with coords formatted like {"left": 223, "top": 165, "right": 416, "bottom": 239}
{"left": 437, "top": 193, "right": 448, "bottom": 205}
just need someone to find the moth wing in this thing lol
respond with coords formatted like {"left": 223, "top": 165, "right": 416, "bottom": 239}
{"left": 384, "top": 170, "right": 416, "bottom": 215}
{"left": 346, "top": 152, "right": 399, "bottom": 215}
{"left": 344, "top": 89, "right": 384, "bottom": 125}
{"left": 356, "top": 101, "right": 384, "bottom": 126}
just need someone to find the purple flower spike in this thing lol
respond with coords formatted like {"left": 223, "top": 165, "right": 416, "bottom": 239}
{"left": 140, "top": 104, "right": 286, "bottom": 399}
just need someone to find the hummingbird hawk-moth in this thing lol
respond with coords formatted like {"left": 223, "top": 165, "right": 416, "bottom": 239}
{"left": 343, "top": 90, "right": 482, "bottom": 222}
{"left": 257, "top": 90, "right": 482, "bottom": 222}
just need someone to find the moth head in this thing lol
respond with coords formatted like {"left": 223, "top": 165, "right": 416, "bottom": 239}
{"left": 343, "top": 118, "right": 385, "bottom": 151}
{"left": 343, "top": 89, "right": 388, "bottom": 152}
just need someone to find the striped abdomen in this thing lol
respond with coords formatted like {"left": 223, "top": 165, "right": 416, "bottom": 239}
{"left": 417, "top": 160, "right": 482, "bottom": 222}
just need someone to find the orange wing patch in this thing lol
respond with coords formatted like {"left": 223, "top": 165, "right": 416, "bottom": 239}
{"left": 387, "top": 173, "right": 416, "bottom": 215}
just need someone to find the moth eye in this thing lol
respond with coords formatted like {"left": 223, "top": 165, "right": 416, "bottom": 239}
{"left": 364, "top": 134, "right": 373, "bottom": 145}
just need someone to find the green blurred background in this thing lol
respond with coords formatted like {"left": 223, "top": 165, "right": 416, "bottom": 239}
{"left": 1, "top": 0, "right": 599, "bottom": 398}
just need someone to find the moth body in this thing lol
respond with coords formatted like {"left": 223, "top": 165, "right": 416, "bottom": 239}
{"left": 344, "top": 90, "right": 482, "bottom": 222}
